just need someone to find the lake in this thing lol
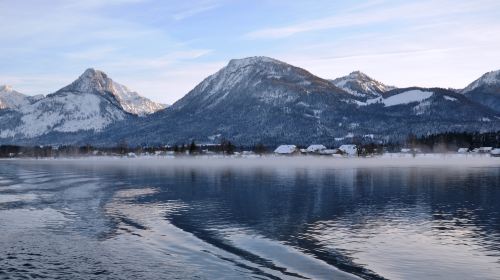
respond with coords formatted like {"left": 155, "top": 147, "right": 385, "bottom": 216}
{"left": 0, "top": 157, "right": 499, "bottom": 279}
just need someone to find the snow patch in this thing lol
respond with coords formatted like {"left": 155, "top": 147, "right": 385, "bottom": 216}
{"left": 383, "top": 90, "right": 433, "bottom": 106}
{"left": 444, "top": 96, "right": 457, "bottom": 101}
{"left": 413, "top": 100, "right": 431, "bottom": 115}
{"left": 356, "top": 90, "right": 434, "bottom": 107}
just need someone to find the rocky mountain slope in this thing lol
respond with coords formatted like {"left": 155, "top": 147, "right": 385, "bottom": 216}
{"left": 0, "top": 85, "right": 43, "bottom": 110}
{"left": 0, "top": 69, "right": 164, "bottom": 142}
{"left": 91, "top": 57, "right": 499, "bottom": 146}
{"left": 330, "top": 71, "right": 395, "bottom": 100}
{"left": 58, "top": 69, "right": 166, "bottom": 116}
{"left": 461, "top": 70, "right": 500, "bottom": 112}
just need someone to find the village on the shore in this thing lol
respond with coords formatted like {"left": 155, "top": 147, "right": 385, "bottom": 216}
{"left": 273, "top": 144, "right": 500, "bottom": 157}
{"left": 0, "top": 141, "right": 499, "bottom": 159}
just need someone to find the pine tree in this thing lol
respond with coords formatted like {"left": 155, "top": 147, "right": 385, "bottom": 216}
{"left": 188, "top": 140, "right": 198, "bottom": 155}
{"left": 253, "top": 143, "right": 267, "bottom": 155}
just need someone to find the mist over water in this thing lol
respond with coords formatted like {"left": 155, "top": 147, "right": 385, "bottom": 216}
{"left": 0, "top": 158, "right": 499, "bottom": 280}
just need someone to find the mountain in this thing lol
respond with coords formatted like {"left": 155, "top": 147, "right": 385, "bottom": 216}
{"left": 1, "top": 58, "right": 498, "bottom": 146}
{"left": 169, "top": 56, "right": 350, "bottom": 110}
{"left": 0, "top": 69, "right": 167, "bottom": 142}
{"left": 90, "top": 57, "right": 499, "bottom": 147}
{"left": 461, "top": 70, "right": 500, "bottom": 112}
{"left": 350, "top": 86, "right": 499, "bottom": 138}
{"left": 59, "top": 68, "right": 166, "bottom": 116}
{"left": 0, "top": 69, "right": 131, "bottom": 140}
{"left": 91, "top": 56, "right": 356, "bottom": 146}
{"left": 330, "top": 71, "right": 395, "bottom": 100}
{"left": 0, "top": 85, "right": 43, "bottom": 110}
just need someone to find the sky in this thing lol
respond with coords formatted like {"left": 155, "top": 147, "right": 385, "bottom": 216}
{"left": 1, "top": 0, "right": 500, "bottom": 104}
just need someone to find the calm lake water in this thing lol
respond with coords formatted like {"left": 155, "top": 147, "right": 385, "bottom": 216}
{"left": 0, "top": 158, "right": 499, "bottom": 280}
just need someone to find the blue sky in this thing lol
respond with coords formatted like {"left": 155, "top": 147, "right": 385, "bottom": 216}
{"left": 1, "top": 0, "right": 500, "bottom": 104}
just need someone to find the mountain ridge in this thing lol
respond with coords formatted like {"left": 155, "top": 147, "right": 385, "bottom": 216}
{"left": 0, "top": 57, "right": 499, "bottom": 146}
{"left": 331, "top": 71, "right": 396, "bottom": 100}
{"left": 0, "top": 68, "right": 163, "bottom": 140}
{"left": 52, "top": 68, "right": 166, "bottom": 116}
{"left": 461, "top": 69, "right": 500, "bottom": 112}
{"left": 84, "top": 57, "right": 499, "bottom": 147}
{"left": 0, "top": 85, "right": 43, "bottom": 110}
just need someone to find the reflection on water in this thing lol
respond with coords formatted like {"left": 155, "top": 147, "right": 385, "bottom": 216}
{"left": 0, "top": 159, "right": 499, "bottom": 280}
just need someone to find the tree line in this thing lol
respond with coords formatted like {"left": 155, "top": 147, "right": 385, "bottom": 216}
{"left": 406, "top": 131, "right": 499, "bottom": 152}
{"left": 0, "top": 131, "right": 497, "bottom": 158}
{"left": 0, "top": 139, "right": 266, "bottom": 158}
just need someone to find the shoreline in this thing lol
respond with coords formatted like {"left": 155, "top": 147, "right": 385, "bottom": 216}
{"left": 4, "top": 153, "right": 499, "bottom": 169}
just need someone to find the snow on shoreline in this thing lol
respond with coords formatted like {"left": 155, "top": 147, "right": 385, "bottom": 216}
{"left": 5, "top": 153, "right": 499, "bottom": 170}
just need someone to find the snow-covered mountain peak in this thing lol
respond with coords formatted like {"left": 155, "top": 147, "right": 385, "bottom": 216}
{"left": 57, "top": 68, "right": 166, "bottom": 116}
{"left": 171, "top": 56, "right": 349, "bottom": 113}
{"left": 462, "top": 70, "right": 500, "bottom": 93}
{"left": 0, "top": 70, "right": 128, "bottom": 139}
{"left": 0, "top": 85, "right": 14, "bottom": 92}
{"left": 66, "top": 68, "right": 113, "bottom": 94}
{"left": 331, "top": 71, "right": 395, "bottom": 99}
{"left": 192, "top": 56, "right": 294, "bottom": 96}
{"left": 0, "top": 85, "right": 36, "bottom": 110}
{"left": 180, "top": 56, "right": 331, "bottom": 107}
{"left": 108, "top": 82, "right": 167, "bottom": 116}
{"left": 347, "top": 70, "right": 368, "bottom": 78}
{"left": 460, "top": 69, "right": 500, "bottom": 112}
{"left": 227, "top": 56, "right": 284, "bottom": 69}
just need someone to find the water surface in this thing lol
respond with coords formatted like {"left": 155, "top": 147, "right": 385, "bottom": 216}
{"left": 0, "top": 158, "right": 499, "bottom": 279}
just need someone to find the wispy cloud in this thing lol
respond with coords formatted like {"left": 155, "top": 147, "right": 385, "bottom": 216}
{"left": 64, "top": 46, "right": 118, "bottom": 60}
{"left": 123, "top": 61, "right": 226, "bottom": 103}
{"left": 172, "top": 1, "right": 221, "bottom": 20}
{"left": 274, "top": 19, "right": 500, "bottom": 89}
{"left": 244, "top": 0, "right": 500, "bottom": 39}
{"left": 62, "top": 0, "right": 148, "bottom": 10}
{"left": 102, "top": 49, "right": 213, "bottom": 70}
{"left": 0, "top": 73, "right": 78, "bottom": 96}
{"left": 2, "top": 0, "right": 500, "bottom": 104}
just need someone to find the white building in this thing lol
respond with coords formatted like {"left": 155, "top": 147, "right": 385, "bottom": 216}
{"left": 338, "top": 145, "right": 357, "bottom": 156}
{"left": 306, "top": 144, "right": 326, "bottom": 153}
{"left": 473, "top": 147, "right": 493, "bottom": 153}
{"left": 318, "top": 149, "right": 339, "bottom": 155}
{"left": 490, "top": 148, "right": 500, "bottom": 157}
{"left": 274, "top": 145, "right": 298, "bottom": 155}
{"left": 401, "top": 148, "right": 421, "bottom": 153}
